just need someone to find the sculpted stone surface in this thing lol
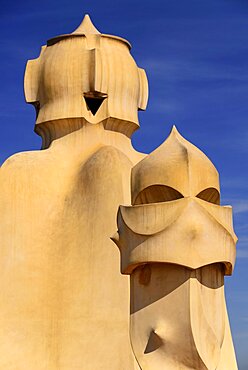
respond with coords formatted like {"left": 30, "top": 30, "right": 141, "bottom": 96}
{"left": 113, "top": 127, "right": 238, "bottom": 369}
{"left": 0, "top": 15, "right": 146, "bottom": 370}
{"left": 24, "top": 14, "right": 148, "bottom": 144}
{"left": 0, "top": 14, "right": 237, "bottom": 370}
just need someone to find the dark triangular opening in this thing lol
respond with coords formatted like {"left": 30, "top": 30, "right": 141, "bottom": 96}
{"left": 144, "top": 330, "right": 163, "bottom": 354}
{"left": 84, "top": 96, "right": 105, "bottom": 115}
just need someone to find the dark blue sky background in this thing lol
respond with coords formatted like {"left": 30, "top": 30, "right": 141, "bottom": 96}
{"left": 0, "top": 0, "right": 247, "bottom": 367}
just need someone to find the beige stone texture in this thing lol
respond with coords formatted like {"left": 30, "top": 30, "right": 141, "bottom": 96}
{"left": 24, "top": 15, "right": 148, "bottom": 142}
{"left": 113, "top": 127, "right": 238, "bottom": 369}
{"left": 0, "top": 13, "right": 237, "bottom": 370}
{"left": 0, "top": 15, "right": 146, "bottom": 370}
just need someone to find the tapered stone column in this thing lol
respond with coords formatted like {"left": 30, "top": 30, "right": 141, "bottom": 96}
{"left": 0, "top": 15, "right": 147, "bottom": 370}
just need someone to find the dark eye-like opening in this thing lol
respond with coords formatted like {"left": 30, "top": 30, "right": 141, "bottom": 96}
{"left": 134, "top": 185, "right": 183, "bottom": 205}
{"left": 84, "top": 91, "right": 107, "bottom": 115}
{"left": 196, "top": 187, "right": 220, "bottom": 205}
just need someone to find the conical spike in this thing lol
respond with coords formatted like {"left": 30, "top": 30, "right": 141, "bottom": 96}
{"left": 72, "top": 14, "right": 101, "bottom": 35}
{"left": 171, "top": 125, "right": 178, "bottom": 133}
{"left": 168, "top": 125, "right": 187, "bottom": 143}
{"left": 131, "top": 124, "right": 220, "bottom": 204}
{"left": 170, "top": 125, "right": 182, "bottom": 136}
{"left": 47, "top": 13, "right": 131, "bottom": 48}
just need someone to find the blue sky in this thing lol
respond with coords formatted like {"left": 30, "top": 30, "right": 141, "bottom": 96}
{"left": 0, "top": 0, "right": 248, "bottom": 367}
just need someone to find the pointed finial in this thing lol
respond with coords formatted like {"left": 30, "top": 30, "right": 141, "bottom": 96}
{"left": 131, "top": 125, "right": 220, "bottom": 204}
{"left": 169, "top": 125, "right": 189, "bottom": 143}
{"left": 171, "top": 125, "right": 178, "bottom": 133}
{"left": 170, "top": 125, "right": 181, "bottom": 136}
{"left": 72, "top": 14, "right": 101, "bottom": 35}
{"left": 47, "top": 14, "right": 131, "bottom": 48}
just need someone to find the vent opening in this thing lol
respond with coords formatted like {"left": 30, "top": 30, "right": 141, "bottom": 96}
{"left": 196, "top": 187, "right": 220, "bottom": 205}
{"left": 84, "top": 91, "right": 107, "bottom": 115}
{"left": 134, "top": 185, "right": 183, "bottom": 205}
